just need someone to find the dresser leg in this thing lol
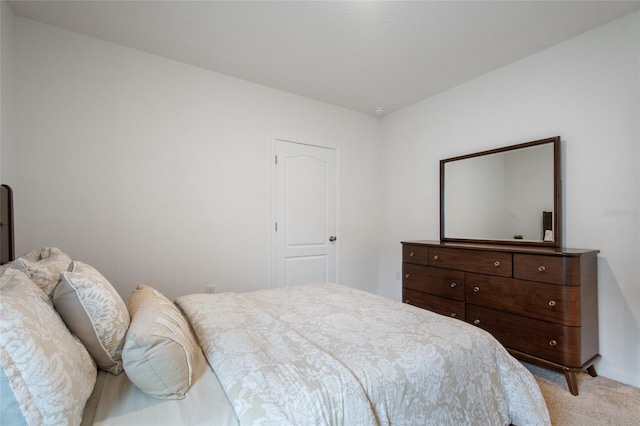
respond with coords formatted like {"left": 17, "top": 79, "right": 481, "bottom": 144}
{"left": 563, "top": 371, "right": 579, "bottom": 396}
{"left": 510, "top": 351, "right": 600, "bottom": 396}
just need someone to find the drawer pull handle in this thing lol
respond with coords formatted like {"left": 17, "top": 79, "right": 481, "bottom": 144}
{"left": 450, "top": 282, "right": 457, "bottom": 288}
{"left": 549, "top": 340, "right": 557, "bottom": 347}
{"left": 433, "top": 255, "right": 440, "bottom": 260}
{"left": 494, "top": 261, "right": 501, "bottom": 267}
{"left": 405, "top": 274, "right": 410, "bottom": 279}
{"left": 548, "top": 300, "right": 556, "bottom": 307}
{"left": 473, "top": 319, "right": 480, "bottom": 325}
{"left": 450, "top": 313, "right": 457, "bottom": 318}
{"left": 409, "top": 252, "right": 415, "bottom": 257}
{"left": 539, "top": 265, "right": 546, "bottom": 272}
{"left": 473, "top": 286, "right": 480, "bottom": 293}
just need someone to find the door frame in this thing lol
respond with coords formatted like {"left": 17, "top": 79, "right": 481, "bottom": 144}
{"left": 269, "top": 134, "right": 340, "bottom": 288}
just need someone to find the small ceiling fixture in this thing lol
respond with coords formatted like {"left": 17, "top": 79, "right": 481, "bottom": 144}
{"left": 373, "top": 107, "right": 385, "bottom": 116}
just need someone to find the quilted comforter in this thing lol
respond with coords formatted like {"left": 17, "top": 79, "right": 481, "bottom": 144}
{"left": 176, "top": 283, "right": 550, "bottom": 426}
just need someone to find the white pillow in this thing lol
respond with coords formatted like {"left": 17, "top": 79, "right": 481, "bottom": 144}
{"left": 0, "top": 269, "right": 96, "bottom": 425}
{"left": 11, "top": 247, "right": 72, "bottom": 296}
{"left": 123, "top": 284, "right": 197, "bottom": 399}
{"left": 53, "top": 261, "right": 130, "bottom": 375}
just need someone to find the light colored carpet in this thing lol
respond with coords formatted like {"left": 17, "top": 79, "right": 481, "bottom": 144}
{"left": 522, "top": 362, "right": 640, "bottom": 425}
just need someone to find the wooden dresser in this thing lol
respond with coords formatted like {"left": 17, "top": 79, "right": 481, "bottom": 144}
{"left": 402, "top": 240, "right": 600, "bottom": 395}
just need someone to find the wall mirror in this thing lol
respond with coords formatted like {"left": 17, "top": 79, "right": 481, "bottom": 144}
{"left": 440, "top": 136, "right": 561, "bottom": 248}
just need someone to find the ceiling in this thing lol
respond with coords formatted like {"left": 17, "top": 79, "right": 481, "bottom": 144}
{"left": 8, "top": 1, "right": 640, "bottom": 116}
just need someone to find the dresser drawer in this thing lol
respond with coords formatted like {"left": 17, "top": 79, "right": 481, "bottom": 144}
{"left": 403, "top": 264, "right": 465, "bottom": 301}
{"left": 465, "top": 273, "right": 580, "bottom": 326}
{"left": 403, "top": 288, "right": 465, "bottom": 320}
{"left": 514, "top": 254, "right": 581, "bottom": 285}
{"left": 428, "top": 247, "right": 512, "bottom": 277}
{"left": 402, "top": 244, "right": 429, "bottom": 265}
{"left": 466, "top": 305, "right": 582, "bottom": 367}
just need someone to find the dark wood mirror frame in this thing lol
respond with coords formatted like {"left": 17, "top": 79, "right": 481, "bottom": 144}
{"left": 440, "top": 136, "right": 562, "bottom": 248}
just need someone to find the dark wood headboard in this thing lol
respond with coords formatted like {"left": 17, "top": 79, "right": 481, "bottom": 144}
{"left": 1, "top": 184, "right": 15, "bottom": 264}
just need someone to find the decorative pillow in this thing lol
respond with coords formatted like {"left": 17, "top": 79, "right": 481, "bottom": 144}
{"left": 1, "top": 248, "right": 39, "bottom": 277}
{"left": 0, "top": 269, "right": 96, "bottom": 425}
{"left": 14, "top": 248, "right": 41, "bottom": 263}
{"left": 123, "top": 284, "right": 197, "bottom": 399}
{"left": 11, "top": 247, "right": 72, "bottom": 296}
{"left": 0, "top": 264, "right": 10, "bottom": 277}
{"left": 53, "top": 261, "right": 130, "bottom": 375}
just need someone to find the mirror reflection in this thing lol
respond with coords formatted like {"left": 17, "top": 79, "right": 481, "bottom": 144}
{"left": 441, "top": 138, "right": 559, "bottom": 245}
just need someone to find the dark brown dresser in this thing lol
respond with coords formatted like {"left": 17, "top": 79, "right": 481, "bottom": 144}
{"left": 402, "top": 240, "right": 600, "bottom": 395}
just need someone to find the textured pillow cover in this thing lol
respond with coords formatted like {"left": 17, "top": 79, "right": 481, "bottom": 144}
{"left": 53, "top": 261, "right": 130, "bottom": 375}
{"left": 0, "top": 249, "right": 39, "bottom": 277}
{"left": 11, "top": 247, "right": 72, "bottom": 296}
{"left": 0, "top": 269, "right": 97, "bottom": 426}
{"left": 123, "top": 284, "right": 197, "bottom": 399}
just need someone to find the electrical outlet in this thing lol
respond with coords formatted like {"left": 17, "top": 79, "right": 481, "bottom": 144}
{"left": 205, "top": 285, "right": 216, "bottom": 294}
{"left": 395, "top": 270, "right": 401, "bottom": 281}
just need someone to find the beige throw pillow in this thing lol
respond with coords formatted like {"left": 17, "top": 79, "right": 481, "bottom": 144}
{"left": 53, "top": 261, "right": 130, "bottom": 375}
{"left": 0, "top": 269, "right": 96, "bottom": 425}
{"left": 11, "top": 247, "right": 71, "bottom": 296}
{"left": 0, "top": 248, "right": 39, "bottom": 277}
{"left": 123, "top": 284, "right": 197, "bottom": 399}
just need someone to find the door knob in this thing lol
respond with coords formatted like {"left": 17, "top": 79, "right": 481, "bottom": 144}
{"left": 329, "top": 236, "right": 337, "bottom": 242}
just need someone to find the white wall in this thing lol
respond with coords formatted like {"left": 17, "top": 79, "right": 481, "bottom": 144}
{"left": 10, "top": 17, "right": 382, "bottom": 300}
{"left": 0, "top": 0, "right": 16, "bottom": 181}
{"left": 379, "top": 11, "right": 640, "bottom": 387}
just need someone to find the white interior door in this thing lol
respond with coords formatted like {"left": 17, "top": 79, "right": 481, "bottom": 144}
{"left": 273, "top": 139, "right": 338, "bottom": 287}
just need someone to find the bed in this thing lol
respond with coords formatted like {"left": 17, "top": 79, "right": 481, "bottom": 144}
{"left": 176, "top": 284, "right": 550, "bottom": 425}
{"left": 0, "top": 190, "right": 550, "bottom": 425}
{"left": 1, "top": 253, "right": 550, "bottom": 426}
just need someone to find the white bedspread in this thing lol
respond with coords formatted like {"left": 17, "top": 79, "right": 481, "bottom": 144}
{"left": 176, "top": 283, "right": 550, "bottom": 426}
